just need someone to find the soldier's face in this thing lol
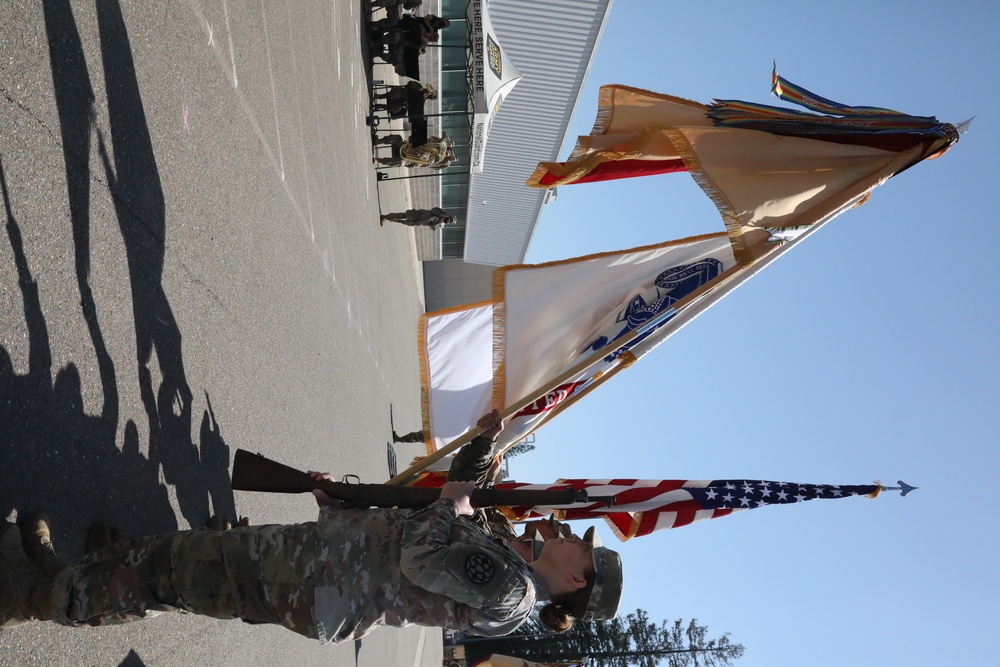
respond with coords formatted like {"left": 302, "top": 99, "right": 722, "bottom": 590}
{"left": 538, "top": 535, "right": 593, "bottom": 579}
{"left": 521, "top": 517, "right": 570, "bottom": 541}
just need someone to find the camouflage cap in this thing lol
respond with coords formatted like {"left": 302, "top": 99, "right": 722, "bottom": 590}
{"left": 582, "top": 526, "right": 623, "bottom": 621}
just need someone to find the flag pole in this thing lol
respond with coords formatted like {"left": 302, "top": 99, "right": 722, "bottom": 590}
{"left": 385, "top": 267, "right": 743, "bottom": 485}
{"left": 493, "top": 351, "right": 638, "bottom": 459}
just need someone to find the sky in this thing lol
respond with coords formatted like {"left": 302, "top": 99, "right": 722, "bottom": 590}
{"left": 507, "top": 2, "right": 1000, "bottom": 666}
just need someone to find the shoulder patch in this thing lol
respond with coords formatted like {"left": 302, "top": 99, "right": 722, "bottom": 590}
{"left": 464, "top": 552, "right": 496, "bottom": 585}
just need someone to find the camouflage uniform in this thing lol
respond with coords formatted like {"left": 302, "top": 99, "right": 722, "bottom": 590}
{"left": 446, "top": 434, "right": 518, "bottom": 542}
{"left": 313, "top": 499, "right": 534, "bottom": 642}
{"left": 41, "top": 499, "right": 536, "bottom": 644}
{"left": 382, "top": 208, "right": 451, "bottom": 228}
{"left": 46, "top": 523, "right": 318, "bottom": 637}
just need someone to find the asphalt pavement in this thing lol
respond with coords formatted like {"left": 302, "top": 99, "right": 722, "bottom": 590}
{"left": 1, "top": 1, "right": 438, "bottom": 665}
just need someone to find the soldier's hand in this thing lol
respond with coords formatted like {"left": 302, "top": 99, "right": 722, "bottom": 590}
{"left": 476, "top": 409, "right": 504, "bottom": 442}
{"left": 308, "top": 471, "right": 342, "bottom": 508}
{"left": 439, "top": 481, "right": 476, "bottom": 516}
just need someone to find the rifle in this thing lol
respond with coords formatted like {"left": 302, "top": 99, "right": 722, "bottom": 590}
{"left": 231, "top": 449, "right": 615, "bottom": 510}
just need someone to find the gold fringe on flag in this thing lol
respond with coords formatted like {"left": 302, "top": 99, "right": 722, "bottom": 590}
{"left": 417, "top": 301, "right": 495, "bottom": 456}
{"left": 586, "top": 83, "right": 619, "bottom": 141}
{"left": 417, "top": 312, "right": 433, "bottom": 455}
{"left": 490, "top": 268, "right": 507, "bottom": 412}
{"left": 866, "top": 481, "right": 886, "bottom": 499}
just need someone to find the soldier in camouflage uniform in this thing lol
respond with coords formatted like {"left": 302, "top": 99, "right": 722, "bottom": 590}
{"left": 379, "top": 207, "right": 456, "bottom": 229}
{"left": 446, "top": 411, "right": 572, "bottom": 551}
{"left": 446, "top": 412, "right": 519, "bottom": 542}
{"left": 392, "top": 414, "right": 570, "bottom": 559}
{"left": 2, "top": 412, "right": 623, "bottom": 641}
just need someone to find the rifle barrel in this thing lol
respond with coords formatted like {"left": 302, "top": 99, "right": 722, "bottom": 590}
{"left": 232, "top": 449, "right": 616, "bottom": 510}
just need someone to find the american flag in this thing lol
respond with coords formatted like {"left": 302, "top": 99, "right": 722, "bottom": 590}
{"left": 495, "top": 478, "right": 885, "bottom": 541}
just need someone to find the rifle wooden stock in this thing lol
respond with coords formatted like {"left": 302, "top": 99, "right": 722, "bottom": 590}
{"left": 231, "top": 449, "right": 613, "bottom": 509}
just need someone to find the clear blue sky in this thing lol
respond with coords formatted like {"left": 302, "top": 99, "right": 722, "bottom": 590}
{"left": 511, "top": 2, "right": 999, "bottom": 665}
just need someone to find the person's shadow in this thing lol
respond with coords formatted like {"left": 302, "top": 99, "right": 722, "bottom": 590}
{"left": 0, "top": 0, "right": 236, "bottom": 558}
{"left": 93, "top": 0, "right": 236, "bottom": 530}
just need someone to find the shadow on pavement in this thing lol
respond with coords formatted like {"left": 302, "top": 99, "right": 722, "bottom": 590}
{"left": 118, "top": 649, "right": 147, "bottom": 666}
{"left": 0, "top": 0, "right": 236, "bottom": 559}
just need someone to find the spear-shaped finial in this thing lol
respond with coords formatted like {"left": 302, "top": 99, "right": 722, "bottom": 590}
{"left": 883, "top": 480, "right": 918, "bottom": 497}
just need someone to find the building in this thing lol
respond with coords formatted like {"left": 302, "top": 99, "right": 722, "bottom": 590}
{"left": 414, "top": 0, "right": 614, "bottom": 312}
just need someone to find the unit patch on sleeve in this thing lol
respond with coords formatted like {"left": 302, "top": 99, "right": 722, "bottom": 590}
{"left": 464, "top": 552, "right": 495, "bottom": 585}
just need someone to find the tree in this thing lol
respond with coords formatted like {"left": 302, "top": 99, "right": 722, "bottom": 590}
{"left": 462, "top": 609, "right": 744, "bottom": 667}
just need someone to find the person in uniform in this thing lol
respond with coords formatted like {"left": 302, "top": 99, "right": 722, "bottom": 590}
{"left": 372, "top": 80, "right": 437, "bottom": 117}
{"left": 393, "top": 416, "right": 572, "bottom": 549}
{"left": 1, "top": 412, "right": 623, "bottom": 642}
{"left": 369, "top": 14, "right": 450, "bottom": 49}
{"left": 393, "top": 427, "right": 427, "bottom": 444}
{"left": 379, "top": 207, "right": 456, "bottom": 230}
{"left": 441, "top": 411, "right": 612, "bottom": 632}
{"left": 373, "top": 132, "right": 454, "bottom": 170}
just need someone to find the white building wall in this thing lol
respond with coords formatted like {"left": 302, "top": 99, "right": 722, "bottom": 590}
{"left": 423, "top": 259, "right": 494, "bottom": 313}
{"left": 463, "top": 0, "right": 613, "bottom": 266}
{"left": 421, "top": 0, "right": 613, "bottom": 311}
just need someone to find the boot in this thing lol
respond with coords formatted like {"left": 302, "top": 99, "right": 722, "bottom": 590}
{"left": 86, "top": 522, "right": 126, "bottom": 554}
{"left": 86, "top": 523, "right": 111, "bottom": 553}
{"left": 1, "top": 522, "right": 24, "bottom": 628}
{"left": 1, "top": 522, "right": 46, "bottom": 628}
{"left": 20, "top": 513, "right": 62, "bottom": 577}
{"left": 206, "top": 515, "right": 232, "bottom": 531}
{"left": 393, "top": 430, "right": 425, "bottom": 444}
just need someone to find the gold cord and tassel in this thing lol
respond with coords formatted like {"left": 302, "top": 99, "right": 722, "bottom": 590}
{"left": 866, "top": 480, "right": 885, "bottom": 499}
